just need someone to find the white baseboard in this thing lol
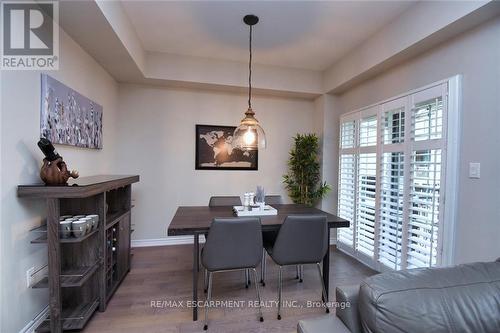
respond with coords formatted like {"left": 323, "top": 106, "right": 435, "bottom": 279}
{"left": 131, "top": 236, "right": 205, "bottom": 247}
{"left": 19, "top": 305, "right": 49, "bottom": 333}
{"left": 132, "top": 234, "right": 335, "bottom": 248}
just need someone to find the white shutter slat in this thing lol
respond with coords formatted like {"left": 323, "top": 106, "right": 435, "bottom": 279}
{"left": 360, "top": 116, "right": 377, "bottom": 147}
{"left": 406, "top": 149, "right": 441, "bottom": 268}
{"left": 383, "top": 107, "right": 405, "bottom": 144}
{"left": 356, "top": 153, "right": 377, "bottom": 257}
{"left": 378, "top": 152, "right": 404, "bottom": 270}
{"left": 338, "top": 151, "right": 356, "bottom": 247}
{"left": 341, "top": 121, "right": 356, "bottom": 149}
{"left": 412, "top": 97, "right": 443, "bottom": 142}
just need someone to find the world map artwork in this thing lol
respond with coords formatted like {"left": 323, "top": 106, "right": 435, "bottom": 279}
{"left": 195, "top": 125, "right": 258, "bottom": 170}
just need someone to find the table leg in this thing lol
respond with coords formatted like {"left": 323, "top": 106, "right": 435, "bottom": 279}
{"left": 322, "top": 227, "right": 330, "bottom": 301}
{"left": 193, "top": 233, "right": 199, "bottom": 321}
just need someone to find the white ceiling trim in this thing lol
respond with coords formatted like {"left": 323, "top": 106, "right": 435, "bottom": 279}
{"left": 60, "top": 1, "right": 499, "bottom": 98}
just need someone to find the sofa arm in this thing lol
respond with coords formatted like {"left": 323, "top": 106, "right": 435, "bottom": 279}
{"left": 336, "top": 285, "right": 362, "bottom": 333}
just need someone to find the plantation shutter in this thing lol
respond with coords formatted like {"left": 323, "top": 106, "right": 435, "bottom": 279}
{"left": 338, "top": 117, "right": 357, "bottom": 247}
{"left": 356, "top": 153, "right": 377, "bottom": 257}
{"left": 378, "top": 99, "right": 407, "bottom": 270}
{"left": 378, "top": 152, "right": 404, "bottom": 269}
{"left": 355, "top": 111, "right": 378, "bottom": 258}
{"left": 337, "top": 81, "right": 450, "bottom": 271}
{"left": 406, "top": 85, "right": 447, "bottom": 268}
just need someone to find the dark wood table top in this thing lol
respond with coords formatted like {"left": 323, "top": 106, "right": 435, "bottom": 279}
{"left": 168, "top": 204, "right": 350, "bottom": 236}
{"left": 18, "top": 175, "right": 140, "bottom": 198}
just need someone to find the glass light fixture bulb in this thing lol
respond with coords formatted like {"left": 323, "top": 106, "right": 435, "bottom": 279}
{"left": 232, "top": 108, "right": 266, "bottom": 150}
{"left": 243, "top": 129, "right": 256, "bottom": 145}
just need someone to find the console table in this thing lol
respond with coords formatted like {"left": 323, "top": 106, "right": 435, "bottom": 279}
{"left": 18, "top": 175, "right": 139, "bottom": 333}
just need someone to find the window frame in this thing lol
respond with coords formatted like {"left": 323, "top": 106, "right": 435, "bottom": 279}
{"left": 336, "top": 76, "right": 461, "bottom": 271}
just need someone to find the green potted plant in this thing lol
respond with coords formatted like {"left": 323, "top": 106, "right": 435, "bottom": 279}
{"left": 283, "top": 133, "right": 331, "bottom": 206}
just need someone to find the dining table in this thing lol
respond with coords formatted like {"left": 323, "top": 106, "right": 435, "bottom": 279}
{"left": 167, "top": 204, "right": 350, "bottom": 321}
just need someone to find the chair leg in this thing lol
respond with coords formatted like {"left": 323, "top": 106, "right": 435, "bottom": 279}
{"left": 252, "top": 268, "right": 264, "bottom": 322}
{"left": 277, "top": 265, "right": 282, "bottom": 320}
{"left": 316, "top": 263, "right": 330, "bottom": 313}
{"left": 260, "top": 250, "right": 266, "bottom": 286}
{"left": 204, "top": 268, "right": 208, "bottom": 293}
{"left": 198, "top": 246, "right": 201, "bottom": 272}
{"left": 299, "top": 265, "right": 304, "bottom": 283}
{"left": 245, "top": 269, "right": 249, "bottom": 288}
{"left": 295, "top": 265, "right": 299, "bottom": 279}
{"left": 204, "top": 272, "right": 213, "bottom": 330}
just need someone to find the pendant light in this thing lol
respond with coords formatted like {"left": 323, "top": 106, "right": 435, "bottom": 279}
{"left": 232, "top": 14, "right": 266, "bottom": 151}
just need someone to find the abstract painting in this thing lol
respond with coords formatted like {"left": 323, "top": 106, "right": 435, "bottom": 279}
{"left": 195, "top": 124, "right": 258, "bottom": 170}
{"left": 40, "top": 74, "right": 103, "bottom": 149}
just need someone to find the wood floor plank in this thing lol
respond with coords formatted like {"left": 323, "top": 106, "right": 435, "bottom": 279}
{"left": 83, "top": 245, "right": 375, "bottom": 333}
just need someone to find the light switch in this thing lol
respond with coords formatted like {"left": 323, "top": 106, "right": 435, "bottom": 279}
{"left": 469, "top": 162, "right": 480, "bottom": 179}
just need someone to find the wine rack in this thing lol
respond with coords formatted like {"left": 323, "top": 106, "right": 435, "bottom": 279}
{"left": 18, "top": 175, "right": 139, "bottom": 333}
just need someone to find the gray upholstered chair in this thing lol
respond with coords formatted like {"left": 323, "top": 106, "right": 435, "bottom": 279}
{"left": 207, "top": 195, "right": 252, "bottom": 286}
{"left": 208, "top": 196, "right": 242, "bottom": 207}
{"left": 265, "top": 215, "right": 329, "bottom": 319}
{"left": 265, "top": 195, "right": 283, "bottom": 205}
{"left": 201, "top": 217, "right": 264, "bottom": 330}
{"left": 260, "top": 196, "right": 303, "bottom": 286}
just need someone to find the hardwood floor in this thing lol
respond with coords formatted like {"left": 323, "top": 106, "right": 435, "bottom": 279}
{"left": 83, "top": 245, "right": 375, "bottom": 333}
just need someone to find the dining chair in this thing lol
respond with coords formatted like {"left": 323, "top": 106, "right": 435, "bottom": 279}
{"left": 260, "top": 195, "right": 304, "bottom": 285}
{"left": 207, "top": 195, "right": 252, "bottom": 288}
{"left": 208, "top": 196, "right": 242, "bottom": 207}
{"left": 264, "top": 195, "right": 283, "bottom": 205}
{"left": 264, "top": 215, "right": 329, "bottom": 319}
{"left": 201, "top": 217, "right": 264, "bottom": 330}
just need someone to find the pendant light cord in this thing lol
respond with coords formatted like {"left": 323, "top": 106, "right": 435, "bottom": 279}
{"left": 248, "top": 25, "right": 252, "bottom": 109}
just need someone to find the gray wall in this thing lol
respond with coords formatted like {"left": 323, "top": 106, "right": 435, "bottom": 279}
{"left": 334, "top": 16, "right": 500, "bottom": 264}
{"left": 114, "top": 84, "right": 318, "bottom": 241}
{"left": 0, "top": 31, "right": 119, "bottom": 332}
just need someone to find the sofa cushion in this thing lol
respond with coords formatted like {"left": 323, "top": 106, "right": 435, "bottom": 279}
{"left": 359, "top": 261, "right": 500, "bottom": 333}
{"left": 336, "top": 285, "right": 362, "bottom": 333}
{"left": 298, "top": 315, "right": 351, "bottom": 333}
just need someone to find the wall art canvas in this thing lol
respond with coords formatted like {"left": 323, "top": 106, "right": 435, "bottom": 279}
{"left": 40, "top": 74, "right": 103, "bottom": 149}
{"left": 196, "top": 124, "right": 258, "bottom": 170}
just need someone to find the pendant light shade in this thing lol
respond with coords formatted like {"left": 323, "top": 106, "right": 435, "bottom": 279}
{"left": 232, "top": 107, "right": 266, "bottom": 150}
{"left": 233, "top": 15, "right": 266, "bottom": 151}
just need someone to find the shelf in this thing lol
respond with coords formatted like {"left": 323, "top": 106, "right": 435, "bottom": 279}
{"left": 32, "top": 262, "right": 100, "bottom": 289}
{"left": 30, "top": 224, "right": 47, "bottom": 233}
{"left": 35, "top": 298, "right": 99, "bottom": 332}
{"left": 106, "top": 209, "right": 130, "bottom": 228}
{"left": 31, "top": 228, "right": 99, "bottom": 244}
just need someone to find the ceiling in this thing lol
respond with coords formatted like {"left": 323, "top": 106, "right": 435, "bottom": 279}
{"left": 121, "top": 1, "right": 416, "bottom": 71}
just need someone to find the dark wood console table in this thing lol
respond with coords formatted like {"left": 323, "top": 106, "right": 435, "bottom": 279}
{"left": 18, "top": 175, "right": 139, "bottom": 333}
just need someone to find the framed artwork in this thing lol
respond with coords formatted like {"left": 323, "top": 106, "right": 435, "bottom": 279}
{"left": 40, "top": 74, "right": 103, "bottom": 149}
{"left": 195, "top": 124, "right": 258, "bottom": 170}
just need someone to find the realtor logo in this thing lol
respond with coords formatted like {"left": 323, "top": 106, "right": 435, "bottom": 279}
{"left": 1, "top": 1, "right": 59, "bottom": 70}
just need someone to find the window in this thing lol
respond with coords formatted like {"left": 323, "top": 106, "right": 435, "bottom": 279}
{"left": 337, "top": 80, "right": 457, "bottom": 271}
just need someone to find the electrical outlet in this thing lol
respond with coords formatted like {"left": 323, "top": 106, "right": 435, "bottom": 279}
{"left": 26, "top": 267, "right": 36, "bottom": 288}
{"left": 469, "top": 162, "right": 481, "bottom": 179}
